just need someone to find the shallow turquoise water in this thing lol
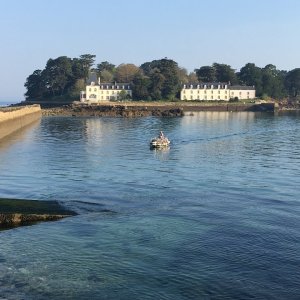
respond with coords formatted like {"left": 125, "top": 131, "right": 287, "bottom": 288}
{"left": 0, "top": 112, "right": 300, "bottom": 299}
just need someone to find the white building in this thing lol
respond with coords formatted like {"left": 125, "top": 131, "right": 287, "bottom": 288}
{"left": 180, "top": 83, "right": 255, "bottom": 101}
{"left": 80, "top": 78, "right": 132, "bottom": 102}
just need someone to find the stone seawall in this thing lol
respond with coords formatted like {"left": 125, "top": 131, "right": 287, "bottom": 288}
{"left": 0, "top": 105, "right": 41, "bottom": 140}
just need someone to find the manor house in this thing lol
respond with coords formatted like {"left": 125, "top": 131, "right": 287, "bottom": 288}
{"left": 181, "top": 83, "right": 255, "bottom": 101}
{"left": 80, "top": 77, "right": 132, "bottom": 102}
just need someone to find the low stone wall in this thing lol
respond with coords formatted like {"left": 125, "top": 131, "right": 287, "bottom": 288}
{"left": 0, "top": 105, "right": 41, "bottom": 140}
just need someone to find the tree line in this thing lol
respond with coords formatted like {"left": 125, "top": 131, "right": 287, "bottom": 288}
{"left": 25, "top": 54, "right": 300, "bottom": 101}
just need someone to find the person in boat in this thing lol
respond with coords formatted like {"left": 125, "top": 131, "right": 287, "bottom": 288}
{"left": 159, "top": 131, "right": 164, "bottom": 139}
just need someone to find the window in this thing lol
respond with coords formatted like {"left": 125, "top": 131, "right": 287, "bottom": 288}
{"left": 205, "top": 96, "right": 207, "bottom": 100}
{"left": 183, "top": 90, "right": 186, "bottom": 94}
{"left": 218, "top": 96, "right": 220, "bottom": 99}
{"left": 106, "top": 96, "right": 109, "bottom": 100}
{"left": 94, "top": 88, "right": 97, "bottom": 91}
{"left": 89, "top": 88, "right": 91, "bottom": 91}
{"left": 204, "top": 90, "right": 207, "bottom": 94}
{"left": 218, "top": 91, "right": 220, "bottom": 94}
{"left": 211, "top": 96, "right": 213, "bottom": 99}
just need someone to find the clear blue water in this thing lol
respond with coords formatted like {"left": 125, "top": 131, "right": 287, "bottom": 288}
{"left": 0, "top": 112, "right": 300, "bottom": 299}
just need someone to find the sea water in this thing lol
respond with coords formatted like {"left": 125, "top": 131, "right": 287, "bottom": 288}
{"left": 0, "top": 112, "right": 299, "bottom": 299}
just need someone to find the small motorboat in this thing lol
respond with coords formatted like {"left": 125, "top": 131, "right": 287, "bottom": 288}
{"left": 150, "top": 131, "right": 170, "bottom": 148}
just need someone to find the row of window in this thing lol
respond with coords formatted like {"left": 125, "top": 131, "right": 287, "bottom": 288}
{"left": 183, "top": 90, "right": 250, "bottom": 95}
{"left": 183, "top": 84, "right": 228, "bottom": 89}
{"left": 88, "top": 89, "right": 131, "bottom": 95}
{"left": 183, "top": 95, "right": 251, "bottom": 100}
{"left": 88, "top": 95, "right": 121, "bottom": 100}
{"left": 89, "top": 86, "right": 130, "bottom": 92}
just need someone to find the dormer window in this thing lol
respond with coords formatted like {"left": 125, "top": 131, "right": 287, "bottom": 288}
{"left": 211, "top": 85, "right": 213, "bottom": 89}
{"left": 183, "top": 84, "right": 186, "bottom": 89}
{"left": 190, "top": 84, "right": 193, "bottom": 89}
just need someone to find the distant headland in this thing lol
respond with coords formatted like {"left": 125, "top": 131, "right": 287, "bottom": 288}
{"left": 24, "top": 55, "right": 300, "bottom": 106}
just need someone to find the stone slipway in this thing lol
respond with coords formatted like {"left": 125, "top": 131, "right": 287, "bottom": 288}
{"left": 0, "top": 198, "right": 77, "bottom": 230}
{"left": 0, "top": 105, "right": 41, "bottom": 140}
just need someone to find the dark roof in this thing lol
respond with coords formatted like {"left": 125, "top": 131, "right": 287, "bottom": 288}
{"left": 183, "top": 82, "right": 255, "bottom": 90}
{"left": 183, "top": 82, "right": 229, "bottom": 89}
{"left": 99, "top": 83, "right": 131, "bottom": 90}
{"left": 230, "top": 85, "right": 255, "bottom": 90}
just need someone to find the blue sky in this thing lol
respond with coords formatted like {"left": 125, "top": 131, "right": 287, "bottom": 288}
{"left": 0, "top": 0, "right": 299, "bottom": 102}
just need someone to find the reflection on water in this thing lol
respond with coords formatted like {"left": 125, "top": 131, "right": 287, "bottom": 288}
{"left": 0, "top": 119, "right": 41, "bottom": 152}
{"left": 0, "top": 112, "right": 300, "bottom": 299}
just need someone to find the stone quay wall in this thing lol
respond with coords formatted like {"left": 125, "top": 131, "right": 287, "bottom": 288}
{"left": 0, "top": 105, "right": 41, "bottom": 140}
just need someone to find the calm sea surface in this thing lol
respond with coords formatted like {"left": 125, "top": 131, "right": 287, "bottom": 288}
{"left": 0, "top": 112, "right": 300, "bottom": 299}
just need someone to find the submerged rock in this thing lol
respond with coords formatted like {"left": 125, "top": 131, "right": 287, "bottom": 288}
{"left": 0, "top": 198, "right": 76, "bottom": 230}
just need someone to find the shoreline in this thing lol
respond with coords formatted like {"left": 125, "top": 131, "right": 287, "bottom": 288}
{"left": 40, "top": 101, "right": 276, "bottom": 117}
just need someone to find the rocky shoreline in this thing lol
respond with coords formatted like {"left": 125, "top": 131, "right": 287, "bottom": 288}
{"left": 42, "top": 104, "right": 185, "bottom": 117}
{"left": 40, "top": 101, "right": 277, "bottom": 117}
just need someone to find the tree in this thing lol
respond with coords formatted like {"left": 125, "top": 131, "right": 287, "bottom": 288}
{"left": 96, "top": 61, "right": 115, "bottom": 73}
{"left": 195, "top": 66, "right": 216, "bottom": 82}
{"left": 177, "top": 67, "right": 189, "bottom": 84}
{"left": 213, "top": 63, "right": 238, "bottom": 84}
{"left": 261, "top": 64, "right": 285, "bottom": 98}
{"left": 100, "top": 70, "right": 114, "bottom": 82}
{"left": 79, "top": 54, "right": 96, "bottom": 81}
{"left": 115, "top": 63, "right": 140, "bottom": 82}
{"left": 42, "top": 56, "right": 73, "bottom": 96}
{"left": 96, "top": 61, "right": 115, "bottom": 82}
{"left": 238, "top": 63, "right": 263, "bottom": 96}
{"left": 285, "top": 68, "right": 300, "bottom": 98}
{"left": 141, "top": 58, "right": 181, "bottom": 100}
{"left": 188, "top": 72, "right": 198, "bottom": 83}
{"left": 132, "top": 74, "right": 151, "bottom": 100}
{"left": 24, "top": 70, "right": 45, "bottom": 99}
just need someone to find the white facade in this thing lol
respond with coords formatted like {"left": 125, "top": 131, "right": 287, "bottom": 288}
{"left": 80, "top": 80, "right": 132, "bottom": 103}
{"left": 180, "top": 83, "right": 255, "bottom": 101}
